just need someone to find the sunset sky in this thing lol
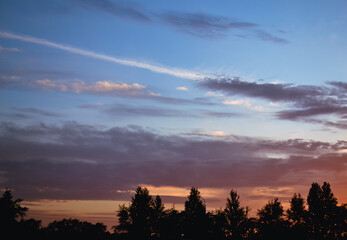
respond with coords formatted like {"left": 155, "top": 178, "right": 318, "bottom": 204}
{"left": 0, "top": 0, "right": 346, "bottom": 229}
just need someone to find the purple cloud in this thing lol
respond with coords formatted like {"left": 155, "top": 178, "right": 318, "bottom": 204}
{"left": 0, "top": 121, "right": 345, "bottom": 202}
{"left": 200, "top": 77, "right": 347, "bottom": 128}
{"left": 68, "top": 0, "right": 288, "bottom": 43}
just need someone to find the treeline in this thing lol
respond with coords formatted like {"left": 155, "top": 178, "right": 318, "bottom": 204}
{"left": 1, "top": 182, "right": 347, "bottom": 240}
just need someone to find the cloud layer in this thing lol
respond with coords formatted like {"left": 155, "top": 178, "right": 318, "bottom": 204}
{"left": 201, "top": 78, "right": 347, "bottom": 128}
{"left": 72, "top": 0, "right": 288, "bottom": 43}
{"left": 1, "top": 121, "right": 346, "bottom": 202}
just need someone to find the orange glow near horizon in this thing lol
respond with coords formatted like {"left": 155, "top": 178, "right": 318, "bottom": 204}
{"left": 22, "top": 182, "right": 347, "bottom": 230}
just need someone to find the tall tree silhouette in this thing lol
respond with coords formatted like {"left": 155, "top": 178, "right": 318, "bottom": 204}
{"left": 224, "top": 190, "right": 249, "bottom": 240}
{"left": 152, "top": 195, "right": 165, "bottom": 239}
{"left": 287, "top": 193, "right": 306, "bottom": 224}
{"left": 0, "top": 189, "right": 28, "bottom": 227}
{"left": 257, "top": 198, "right": 289, "bottom": 239}
{"left": 115, "top": 186, "right": 164, "bottom": 240}
{"left": 182, "top": 187, "right": 208, "bottom": 240}
{"left": 0, "top": 189, "right": 43, "bottom": 239}
{"left": 128, "top": 186, "right": 154, "bottom": 240}
{"left": 307, "top": 182, "right": 345, "bottom": 239}
{"left": 287, "top": 193, "right": 308, "bottom": 239}
{"left": 115, "top": 204, "right": 131, "bottom": 239}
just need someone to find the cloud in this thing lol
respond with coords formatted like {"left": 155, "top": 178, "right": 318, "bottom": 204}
{"left": 277, "top": 106, "right": 347, "bottom": 120}
{"left": 80, "top": 103, "right": 240, "bottom": 119}
{"left": 200, "top": 77, "right": 347, "bottom": 127}
{"left": 202, "top": 111, "right": 241, "bottom": 118}
{"left": 74, "top": 0, "right": 150, "bottom": 21}
{"left": 306, "top": 119, "right": 347, "bottom": 130}
{"left": 254, "top": 30, "right": 289, "bottom": 44}
{"left": 205, "top": 91, "right": 225, "bottom": 98}
{"left": 159, "top": 12, "right": 288, "bottom": 43}
{"left": 80, "top": 103, "right": 198, "bottom": 118}
{"left": 190, "top": 131, "right": 226, "bottom": 138}
{"left": 0, "top": 121, "right": 346, "bottom": 202}
{"left": 0, "top": 45, "right": 21, "bottom": 52}
{"left": 12, "top": 108, "right": 62, "bottom": 118}
{"left": 201, "top": 77, "right": 323, "bottom": 105}
{"left": 329, "top": 81, "right": 347, "bottom": 92}
{"left": 176, "top": 86, "right": 188, "bottom": 91}
{"left": 159, "top": 12, "right": 257, "bottom": 39}
{"left": 223, "top": 99, "right": 265, "bottom": 111}
{"left": 0, "top": 73, "right": 218, "bottom": 107}
{"left": 0, "top": 75, "right": 21, "bottom": 85}
{"left": 60, "top": 0, "right": 288, "bottom": 43}
{"left": 0, "top": 31, "right": 205, "bottom": 80}
{"left": 34, "top": 79, "right": 155, "bottom": 97}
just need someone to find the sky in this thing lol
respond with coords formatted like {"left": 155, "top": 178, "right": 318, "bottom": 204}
{"left": 0, "top": 0, "right": 347, "bottom": 229}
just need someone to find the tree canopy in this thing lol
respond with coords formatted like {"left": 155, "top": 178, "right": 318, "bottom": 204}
{"left": 1, "top": 182, "right": 346, "bottom": 240}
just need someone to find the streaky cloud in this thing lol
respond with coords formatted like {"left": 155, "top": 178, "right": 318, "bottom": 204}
{"left": 0, "top": 31, "right": 206, "bottom": 80}
{"left": 80, "top": 103, "right": 198, "bottom": 118}
{"left": 200, "top": 77, "right": 347, "bottom": 129}
{"left": 159, "top": 12, "right": 258, "bottom": 39}
{"left": 12, "top": 107, "right": 62, "bottom": 117}
{"left": 254, "top": 30, "right": 289, "bottom": 44}
{"left": 0, "top": 45, "right": 21, "bottom": 52}
{"left": 71, "top": 0, "right": 288, "bottom": 43}
{"left": 75, "top": 0, "right": 150, "bottom": 21}
{"left": 201, "top": 77, "right": 323, "bottom": 104}
{"left": 277, "top": 106, "right": 347, "bottom": 120}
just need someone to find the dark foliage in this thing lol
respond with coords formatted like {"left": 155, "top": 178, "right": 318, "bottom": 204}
{"left": 1, "top": 182, "right": 346, "bottom": 240}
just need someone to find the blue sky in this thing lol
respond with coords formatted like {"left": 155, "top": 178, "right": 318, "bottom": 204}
{"left": 0, "top": 0, "right": 346, "bottom": 227}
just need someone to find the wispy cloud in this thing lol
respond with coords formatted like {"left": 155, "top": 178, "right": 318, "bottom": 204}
{"left": 254, "top": 30, "right": 289, "bottom": 44}
{"left": 69, "top": 0, "right": 288, "bottom": 43}
{"left": 176, "top": 86, "right": 188, "bottom": 91}
{"left": 12, "top": 107, "right": 62, "bottom": 117}
{"left": 190, "top": 130, "right": 227, "bottom": 138}
{"left": 0, "top": 75, "right": 21, "bottom": 85}
{"left": 0, "top": 31, "right": 205, "bottom": 80}
{"left": 159, "top": 12, "right": 288, "bottom": 43}
{"left": 35, "top": 79, "right": 156, "bottom": 97}
{"left": 223, "top": 99, "right": 265, "bottom": 111}
{"left": 276, "top": 106, "right": 347, "bottom": 120}
{"left": 80, "top": 103, "right": 198, "bottom": 118}
{"left": 0, "top": 45, "right": 21, "bottom": 52}
{"left": 201, "top": 77, "right": 323, "bottom": 104}
{"left": 205, "top": 91, "right": 225, "bottom": 98}
{"left": 74, "top": 0, "right": 150, "bottom": 21}
{"left": 159, "top": 11, "right": 257, "bottom": 39}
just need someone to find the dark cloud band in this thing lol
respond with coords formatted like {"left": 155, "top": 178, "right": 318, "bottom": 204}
{"left": 0, "top": 121, "right": 345, "bottom": 201}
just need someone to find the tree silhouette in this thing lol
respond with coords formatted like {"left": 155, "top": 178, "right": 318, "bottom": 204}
{"left": 128, "top": 186, "right": 155, "bottom": 239}
{"left": 114, "top": 204, "right": 131, "bottom": 239}
{"left": 257, "top": 198, "right": 289, "bottom": 239}
{"left": 0, "top": 189, "right": 28, "bottom": 226}
{"left": 182, "top": 187, "right": 208, "bottom": 240}
{"left": 208, "top": 209, "right": 227, "bottom": 240}
{"left": 286, "top": 193, "right": 308, "bottom": 239}
{"left": 152, "top": 195, "right": 165, "bottom": 239}
{"left": 45, "top": 218, "right": 109, "bottom": 240}
{"left": 2, "top": 182, "right": 346, "bottom": 240}
{"left": 307, "top": 182, "right": 345, "bottom": 239}
{"left": 157, "top": 207, "right": 181, "bottom": 240}
{"left": 114, "top": 186, "right": 166, "bottom": 240}
{"left": 0, "top": 189, "right": 44, "bottom": 239}
{"left": 224, "top": 189, "right": 249, "bottom": 240}
{"left": 287, "top": 193, "right": 306, "bottom": 224}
